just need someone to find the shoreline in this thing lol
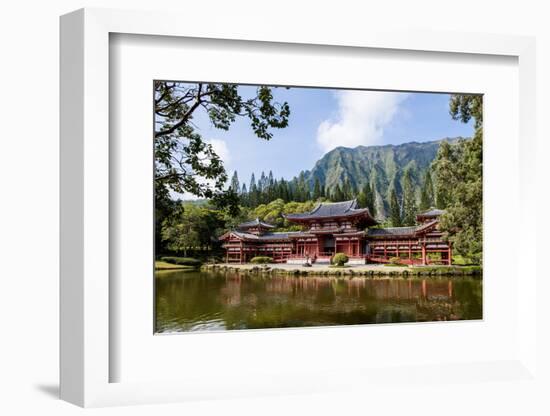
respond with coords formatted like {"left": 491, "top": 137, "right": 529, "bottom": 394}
{"left": 201, "top": 263, "right": 482, "bottom": 278}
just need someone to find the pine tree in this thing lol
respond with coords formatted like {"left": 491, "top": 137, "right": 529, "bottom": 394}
{"left": 272, "top": 178, "right": 279, "bottom": 200}
{"left": 389, "top": 188, "right": 402, "bottom": 227}
{"left": 239, "top": 183, "right": 247, "bottom": 206}
{"left": 249, "top": 173, "right": 256, "bottom": 192}
{"left": 279, "top": 179, "right": 286, "bottom": 201}
{"left": 365, "top": 181, "right": 377, "bottom": 219}
{"left": 286, "top": 181, "right": 294, "bottom": 202}
{"left": 258, "top": 171, "right": 267, "bottom": 192}
{"left": 333, "top": 184, "right": 344, "bottom": 202}
{"left": 357, "top": 190, "right": 367, "bottom": 209}
{"left": 366, "top": 181, "right": 376, "bottom": 218}
{"left": 343, "top": 177, "right": 354, "bottom": 200}
{"left": 248, "top": 173, "right": 258, "bottom": 207}
{"left": 266, "top": 171, "right": 275, "bottom": 202}
{"left": 296, "top": 172, "right": 308, "bottom": 202}
{"left": 402, "top": 169, "right": 417, "bottom": 226}
{"left": 313, "top": 178, "right": 321, "bottom": 200}
{"left": 230, "top": 171, "right": 240, "bottom": 193}
{"left": 279, "top": 179, "right": 289, "bottom": 202}
{"left": 433, "top": 141, "right": 454, "bottom": 209}
{"left": 357, "top": 181, "right": 376, "bottom": 216}
{"left": 419, "top": 169, "right": 435, "bottom": 211}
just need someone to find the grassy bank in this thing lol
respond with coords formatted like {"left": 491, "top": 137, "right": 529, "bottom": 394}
{"left": 155, "top": 261, "right": 197, "bottom": 270}
{"left": 155, "top": 256, "right": 203, "bottom": 271}
{"left": 201, "top": 263, "right": 482, "bottom": 278}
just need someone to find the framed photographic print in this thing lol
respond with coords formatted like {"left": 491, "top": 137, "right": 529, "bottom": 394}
{"left": 60, "top": 7, "right": 539, "bottom": 409}
{"left": 152, "top": 81, "right": 483, "bottom": 334}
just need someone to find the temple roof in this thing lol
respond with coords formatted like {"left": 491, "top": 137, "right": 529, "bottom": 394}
{"left": 221, "top": 217, "right": 440, "bottom": 242}
{"left": 220, "top": 230, "right": 304, "bottom": 242}
{"left": 367, "top": 220, "right": 439, "bottom": 238}
{"left": 237, "top": 218, "right": 276, "bottom": 229}
{"left": 284, "top": 199, "right": 376, "bottom": 224}
{"left": 417, "top": 208, "right": 445, "bottom": 217}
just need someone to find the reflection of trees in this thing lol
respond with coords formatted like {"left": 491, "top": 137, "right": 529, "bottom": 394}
{"left": 447, "top": 279, "right": 483, "bottom": 321}
{"left": 155, "top": 271, "right": 483, "bottom": 332}
{"left": 155, "top": 271, "right": 227, "bottom": 332}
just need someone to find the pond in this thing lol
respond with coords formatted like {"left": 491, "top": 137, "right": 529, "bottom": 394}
{"left": 155, "top": 270, "right": 482, "bottom": 333}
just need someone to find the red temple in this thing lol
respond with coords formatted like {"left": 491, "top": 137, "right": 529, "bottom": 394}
{"left": 219, "top": 200, "right": 452, "bottom": 265}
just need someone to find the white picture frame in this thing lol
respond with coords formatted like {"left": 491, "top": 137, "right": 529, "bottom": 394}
{"left": 60, "top": 7, "right": 538, "bottom": 408}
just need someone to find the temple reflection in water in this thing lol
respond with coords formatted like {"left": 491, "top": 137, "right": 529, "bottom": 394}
{"left": 155, "top": 271, "right": 482, "bottom": 333}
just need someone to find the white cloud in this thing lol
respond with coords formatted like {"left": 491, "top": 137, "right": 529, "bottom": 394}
{"left": 316, "top": 90, "right": 408, "bottom": 152}
{"left": 208, "top": 138, "right": 231, "bottom": 163}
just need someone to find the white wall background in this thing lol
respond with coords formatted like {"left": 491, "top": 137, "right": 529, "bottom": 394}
{"left": 0, "top": 1, "right": 548, "bottom": 415}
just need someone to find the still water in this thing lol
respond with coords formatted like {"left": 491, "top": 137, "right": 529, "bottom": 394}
{"left": 155, "top": 270, "right": 482, "bottom": 333}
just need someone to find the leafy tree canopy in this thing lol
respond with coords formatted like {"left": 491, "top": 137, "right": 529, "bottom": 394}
{"left": 154, "top": 81, "right": 290, "bottom": 215}
{"left": 449, "top": 95, "right": 483, "bottom": 129}
{"left": 161, "top": 203, "right": 224, "bottom": 256}
{"left": 434, "top": 94, "right": 483, "bottom": 263}
{"left": 251, "top": 198, "right": 319, "bottom": 230}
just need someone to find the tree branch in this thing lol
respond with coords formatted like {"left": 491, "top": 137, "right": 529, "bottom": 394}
{"left": 155, "top": 84, "right": 216, "bottom": 138}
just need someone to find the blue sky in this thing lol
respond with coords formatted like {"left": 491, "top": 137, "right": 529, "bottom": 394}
{"left": 187, "top": 85, "right": 474, "bottom": 187}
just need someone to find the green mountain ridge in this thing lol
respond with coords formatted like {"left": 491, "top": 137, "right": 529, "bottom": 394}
{"left": 294, "top": 137, "right": 467, "bottom": 219}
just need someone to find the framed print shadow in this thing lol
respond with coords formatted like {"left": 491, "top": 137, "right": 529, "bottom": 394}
{"left": 153, "top": 82, "right": 483, "bottom": 334}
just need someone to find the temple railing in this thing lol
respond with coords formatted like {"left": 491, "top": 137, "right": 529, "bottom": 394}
{"left": 287, "top": 253, "right": 365, "bottom": 260}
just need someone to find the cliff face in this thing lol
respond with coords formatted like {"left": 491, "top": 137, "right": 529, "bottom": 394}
{"left": 297, "top": 138, "right": 464, "bottom": 218}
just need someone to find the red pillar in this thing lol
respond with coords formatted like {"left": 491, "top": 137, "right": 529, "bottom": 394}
{"left": 421, "top": 243, "right": 427, "bottom": 265}
{"left": 448, "top": 245, "right": 453, "bottom": 265}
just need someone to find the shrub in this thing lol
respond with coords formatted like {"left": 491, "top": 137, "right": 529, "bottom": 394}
{"left": 452, "top": 255, "right": 477, "bottom": 266}
{"left": 461, "top": 266, "right": 483, "bottom": 275}
{"left": 160, "top": 257, "right": 202, "bottom": 267}
{"left": 250, "top": 256, "right": 273, "bottom": 264}
{"left": 206, "top": 256, "right": 221, "bottom": 264}
{"left": 332, "top": 253, "right": 349, "bottom": 267}
{"left": 389, "top": 256, "right": 402, "bottom": 265}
